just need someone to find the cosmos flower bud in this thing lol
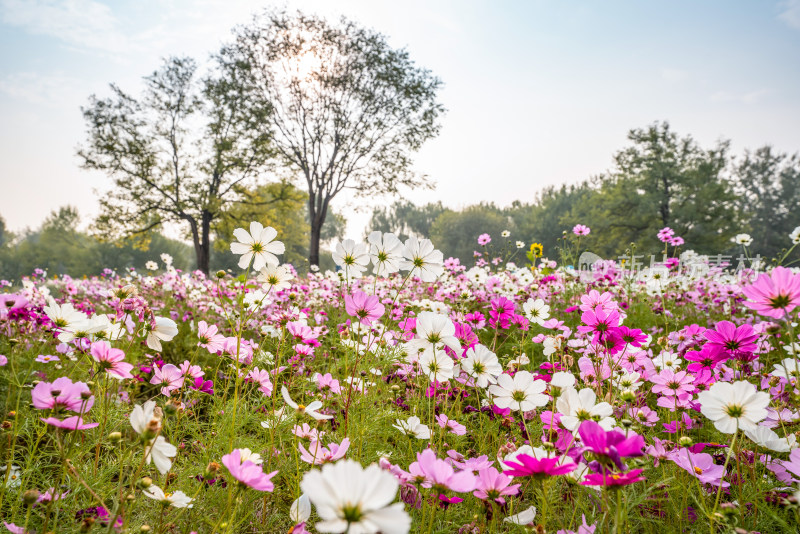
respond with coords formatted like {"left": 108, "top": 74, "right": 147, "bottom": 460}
{"left": 678, "top": 436, "right": 693, "bottom": 447}
{"left": 22, "top": 489, "right": 40, "bottom": 506}
{"left": 215, "top": 270, "right": 226, "bottom": 279}
{"left": 620, "top": 390, "right": 636, "bottom": 403}
{"left": 140, "top": 525, "right": 151, "bottom": 532}
{"left": 137, "top": 476, "right": 153, "bottom": 489}
{"left": 205, "top": 461, "right": 221, "bottom": 479}
{"left": 80, "top": 390, "right": 93, "bottom": 400}
{"left": 108, "top": 431, "right": 122, "bottom": 443}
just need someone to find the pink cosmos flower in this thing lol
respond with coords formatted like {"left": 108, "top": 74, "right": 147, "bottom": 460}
{"left": 669, "top": 448, "right": 728, "bottom": 487}
{"left": 657, "top": 227, "right": 674, "bottom": 242}
{"left": 246, "top": 367, "right": 274, "bottom": 396}
{"left": 221, "top": 449, "right": 278, "bottom": 491}
{"left": 578, "top": 420, "right": 645, "bottom": 471}
{"left": 90, "top": 341, "right": 133, "bottom": 380}
{"left": 741, "top": 266, "right": 800, "bottom": 319}
{"left": 502, "top": 455, "right": 577, "bottom": 478}
{"left": 472, "top": 467, "right": 520, "bottom": 503}
{"left": 40, "top": 416, "right": 99, "bottom": 431}
{"left": 435, "top": 414, "right": 467, "bottom": 436}
{"left": 573, "top": 224, "right": 591, "bottom": 236}
{"left": 298, "top": 438, "right": 350, "bottom": 465}
{"left": 703, "top": 320, "right": 758, "bottom": 361}
{"left": 344, "top": 290, "right": 385, "bottom": 325}
{"left": 650, "top": 369, "right": 696, "bottom": 397}
{"left": 448, "top": 452, "right": 493, "bottom": 474}
{"left": 31, "top": 377, "right": 94, "bottom": 414}
{"left": 315, "top": 373, "right": 342, "bottom": 395}
{"left": 409, "top": 449, "right": 477, "bottom": 492}
{"left": 556, "top": 515, "right": 597, "bottom": 534}
{"left": 179, "top": 361, "right": 204, "bottom": 379}
{"left": 150, "top": 364, "right": 184, "bottom": 396}
{"left": 197, "top": 320, "right": 226, "bottom": 352}
{"left": 477, "top": 233, "right": 491, "bottom": 245}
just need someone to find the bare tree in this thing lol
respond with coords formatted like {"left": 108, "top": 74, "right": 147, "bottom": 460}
{"left": 78, "top": 56, "right": 273, "bottom": 274}
{"left": 220, "top": 10, "right": 444, "bottom": 265}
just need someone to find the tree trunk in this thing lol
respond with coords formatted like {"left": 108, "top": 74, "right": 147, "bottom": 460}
{"left": 197, "top": 210, "right": 212, "bottom": 275}
{"left": 307, "top": 193, "right": 329, "bottom": 267}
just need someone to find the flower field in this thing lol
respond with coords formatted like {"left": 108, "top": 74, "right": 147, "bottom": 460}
{"left": 1, "top": 223, "right": 800, "bottom": 533}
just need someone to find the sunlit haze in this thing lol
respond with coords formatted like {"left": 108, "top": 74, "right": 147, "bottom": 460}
{"left": 1, "top": 0, "right": 799, "bottom": 240}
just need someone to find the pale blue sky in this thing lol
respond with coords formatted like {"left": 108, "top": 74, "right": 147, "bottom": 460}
{"left": 1, "top": 0, "right": 799, "bottom": 239}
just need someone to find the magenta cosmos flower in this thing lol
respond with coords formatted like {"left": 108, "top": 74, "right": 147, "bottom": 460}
{"left": 90, "top": 341, "right": 134, "bottom": 379}
{"left": 581, "top": 469, "right": 645, "bottom": 486}
{"left": 578, "top": 420, "right": 645, "bottom": 471}
{"left": 502, "top": 455, "right": 577, "bottom": 479}
{"left": 221, "top": 449, "right": 278, "bottom": 491}
{"left": 344, "top": 290, "right": 385, "bottom": 325}
{"left": 31, "top": 377, "right": 94, "bottom": 413}
{"left": 741, "top": 266, "right": 800, "bottom": 319}
{"left": 703, "top": 320, "right": 758, "bottom": 361}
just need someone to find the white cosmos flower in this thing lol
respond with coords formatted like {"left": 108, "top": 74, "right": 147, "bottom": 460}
{"left": 368, "top": 231, "right": 404, "bottom": 277}
{"left": 291, "top": 494, "right": 312, "bottom": 523}
{"left": 260, "top": 407, "right": 290, "bottom": 429}
{"left": 301, "top": 459, "right": 411, "bottom": 534}
{"left": 239, "top": 448, "right": 263, "bottom": 465}
{"left": 405, "top": 312, "right": 461, "bottom": 356}
{"left": 145, "top": 260, "right": 158, "bottom": 271}
{"left": 257, "top": 264, "right": 293, "bottom": 292}
{"left": 88, "top": 314, "right": 124, "bottom": 341}
{"left": 230, "top": 222, "right": 284, "bottom": 271}
{"left": 282, "top": 386, "right": 332, "bottom": 421}
{"left": 504, "top": 505, "right": 537, "bottom": 525}
{"left": 549, "top": 371, "right": 576, "bottom": 394}
{"left": 399, "top": 236, "right": 444, "bottom": 283}
{"left": 43, "top": 298, "right": 86, "bottom": 330}
{"left": 146, "top": 435, "right": 176, "bottom": 475}
{"left": 142, "top": 485, "right": 194, "bottom": 508}
{"left": 392, "top": 416, "right": 431, "bottom": 439}
{"left": 612, "top": 370, "right": 643, "bottom": 391}
{"left": 332, "top": 239, "right": 370, "bottom": 279}
{"left": 771, "top": 358, "right": 800, "bottom": 384}
{"left": 417, "top": 348, "right": 455, "bottom": 382}
{"left": 652, "top": 351, "right": 682, "bottom": 371}
{"left": 488, "top": 371, "right": 549, "bottom": 412}
{"left": 542, "top": 336, "right": 561, "bottom": 357}
{"left": 790, "top": 226, "right": 800, "bottom": 245}
{"left": 556, "top": 387, "right": 615, "bottom": 433}
{"left": 146, "top": 317, "right": 178, "bottom": 351}
{"left": 697, "top": 380, "right": 770, "bottom": 434}
{"left": 744, "top": 425, "right": 797, "bottom": 452}
{"left": 734, "top": 233, "right": 753, "bottom": 246}
{"left": 130, "top": 400, "right": 158, "bottom": 435}
{"left": 57, "top": 317, "right": 104, "bottom": 343}
{"left": 461, "top": 344, "right": 502, "bottom": 388}
{"left": 522, "top": 298, "right": 550, "bottom": 326}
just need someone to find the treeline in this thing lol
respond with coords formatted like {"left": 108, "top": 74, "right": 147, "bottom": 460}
{"left": 369, "top": 122, "right": 800, "bottom": 264}
{"left": 0, "top": 182, "right": 346, "bottom": 282}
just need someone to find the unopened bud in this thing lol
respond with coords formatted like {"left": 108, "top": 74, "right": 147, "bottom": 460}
{"left": 620, "top": 418, "right": 633, "bottom": 429}
{"left": 620, "top": 390, "right": 636, "bottom": 403}
{"left": 108, "top": 431, "right": 122, "bottom": 443}
{"left": 80, "top": 390, "right": 92, "bottom": 400}
{"left": 137, "top": 476, "right": 153, "bottom": 489}
{"left": 22, "top": 489, "right": 40, "bottom": 506}
{"left": 50, "top": 389, "right": 62, "bottom": 397}
{"left": 215, "top": 270, "right": 226, "bottom": 279}
{"left": 126, "top": 493, "right": 136, "bottom": 502}
{"left": 205, "top": 462, "right": 221, "bottom": 479}
{"left": 390, "top": 384, "right": 401, "bottom": 392}
{"left": 140, "top": 526, "right": 151, "bottom": 532}
{"left": 679, "top": 436, "right": 693, "bottom": 447}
